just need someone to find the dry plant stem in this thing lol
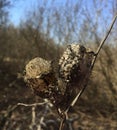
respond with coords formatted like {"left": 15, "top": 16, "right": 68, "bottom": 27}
{"left": 17, "top": 102, "right": 47, "bottom": 106}
{"left": 32, "top": 106, "right": 36, "bottom": 125}
{"left": 91, "top": 14, "right": 117, "bottom": 70}
{"left": 59, "top": 112, "right": 68, "bottom": 130}
{"left": 59, "top": 118, "right": 65, "bottom": 130}
{"left": 59, "top": 15, "right": 117, "bottom": 129}
{"left": 29, "top": 106, "right": 36, "bottom": 129}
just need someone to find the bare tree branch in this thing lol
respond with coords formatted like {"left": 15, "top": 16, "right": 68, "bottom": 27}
{"left": 69, "top": 14, "right": 117, "bottom": 110}
{"left": 59, "top": 14, "right": 117, "bottom": 130}
{"left": 91, "top": 14, "right": 117, "bottom": 70}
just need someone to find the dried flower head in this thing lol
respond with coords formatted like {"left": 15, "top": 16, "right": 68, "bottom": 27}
{"left": 58, "top": 44, "right": 94, "bottom": 110}
{"left": 24, "top": 58, "right": 59, "bottom": 98}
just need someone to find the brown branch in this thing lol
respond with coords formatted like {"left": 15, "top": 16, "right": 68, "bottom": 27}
{"left": 58, "top": 14, "right": 117, "bottom": 130}
{"left": 29, "top": 106, "right": 36, "bottom": 129}
{"left": 59, "top": 15, "right": 117, "bottom": 128}
{"left": 59, "top": 118, "right": 65, "bottom": 130}
{"left": 91, "top": 14, "right": 117, "bottom": 69}
{"left": 17, "top": 102, "right": 47, "bottom": 107}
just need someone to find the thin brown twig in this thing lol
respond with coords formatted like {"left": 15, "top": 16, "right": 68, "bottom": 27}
{"left": 29, "top": 106, "right": 36, "bottom": 129}
{"left": 59, "top": 112, "right": 69, "bottom": 130}
{"left": 17, "top": 102, "right": 47, "bottom": 107}
{"left": 59, "top": 15, "right": 117, "bottom": 129}
{"left": 91, "top": 14, "right": 117, "bottom": 70}
{"left": 59, "top": 118, "right": 65, "bottom": 130}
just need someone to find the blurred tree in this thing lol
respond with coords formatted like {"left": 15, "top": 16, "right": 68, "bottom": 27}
{"left": 0, "top": 0, "right": 10, "bottom": 26}
{"left": 0, "top": 0, "right": 10, "bottom": 59}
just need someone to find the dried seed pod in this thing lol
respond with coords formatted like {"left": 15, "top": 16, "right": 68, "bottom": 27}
{"left": 24, "top": 44, "right": 95, "bottom": 112}
{"left": 58, "top": 44, "right": 95, "bottom": 110}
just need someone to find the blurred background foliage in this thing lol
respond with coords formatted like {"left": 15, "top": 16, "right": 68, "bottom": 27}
{"left": 0, "top": 0, "right": 117, "bottom": 129}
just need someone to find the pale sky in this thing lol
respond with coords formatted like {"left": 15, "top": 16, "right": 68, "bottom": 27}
{"left": 9, "top": 0, "right": 113, "bottom": 27}
{"left": 9, "top": 0, "right": 38, "bottom": 25}
{"left": 9, "top": 0, "right": 68, "bottom": 26}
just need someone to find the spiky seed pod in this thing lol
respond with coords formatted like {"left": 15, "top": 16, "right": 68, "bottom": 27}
{"left": 58, "top": 44, "right": 95, "bottom": 110}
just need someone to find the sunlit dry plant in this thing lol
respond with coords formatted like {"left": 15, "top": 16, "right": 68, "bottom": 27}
{"left": 24, "top": 15, "right": 117, "bottom": 130}
{"left": 24, "top": 44, "right": 95, "bottom": 112}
